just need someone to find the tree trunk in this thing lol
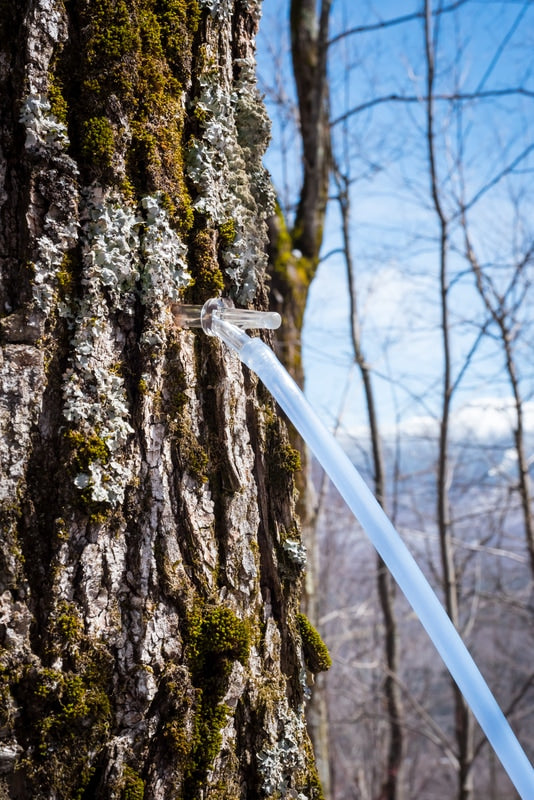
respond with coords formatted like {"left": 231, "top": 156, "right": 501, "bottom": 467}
{"left": 267, "top": 2, "right": 333, "bottom": 795}
{"left": 0, "top": 2, "right": 325, "bottom": 798}
{"left": 465, "top": 235, "right": 534, "bottom": 579}
{"left": 335, "top": 169, "right": 404, "bottom": 800}
{"left": 424, "top": 4, "right": 474, "bottom": 798}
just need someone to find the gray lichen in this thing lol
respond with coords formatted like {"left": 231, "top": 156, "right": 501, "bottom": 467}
{"left": 257, "top": 704, "right": 309, "bottom": 798}
{"left": 139, "top": 194, "right": 191, "bottom": 306}
{"left": 19, "top": 93, "right": 69, "bottom": 150}
{"left": 198, "top": 0, "right": 233, "bottom": 21}
{"left": 19, "top": 93, "right": 79, "bottom": 316}
{"left": 187, "top": 49, "right": 273, "bottom": 302}
{"left": 282, "top": 538, "right": 307, "bottom": 569}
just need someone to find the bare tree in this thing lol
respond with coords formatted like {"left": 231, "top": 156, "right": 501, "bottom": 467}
{"left": 333, "top": 160, "right": 405, "bottom": 800}
{"left": 463, "top": 231, "right": 534, "bottom": 578}
{"left": 424, "top": 3, "right": 475, "bottom": 796}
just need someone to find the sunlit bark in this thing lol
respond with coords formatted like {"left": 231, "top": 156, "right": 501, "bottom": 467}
{"left": 0, "top": 3, "right": 322, "bottom": 798}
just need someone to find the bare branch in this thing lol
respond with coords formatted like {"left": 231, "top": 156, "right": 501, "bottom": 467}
{"left": 331, "top": 87, "right": 534, "bottom": 127}
{"left": 475, "top": 2, "right": 530, "bottom": 93}
{"left": 455, "top": 143, "right": 534, "bottom": 217}
{"left": 328, "top": 0, "right": 471, "bottom": 47}
{"left": 389, "top": 670, "right": 459, "bottom": 771}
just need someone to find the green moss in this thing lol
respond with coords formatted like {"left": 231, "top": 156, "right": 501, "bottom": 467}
{"left": 278, "top": 442, "right": 301, "bottom": 473}
{"left": 56, "top": 250, "right": 78, "bottom": 302}
{"left": 121, "top": 766, "right": 145, "bottom": 800}
{"left": 170, "top": 417, "right": 209, "bottom": 483}
{"left": 302, "top": 736, "right": 326, "bottom": 800}
{"left": 189, "top": 605, "right": 250, "bottom": 683}
{"left": 127, "top": 124, "right": 158, "bottom": 189}
{"left": 190, "top": 226, "right": 225, "bottom": 300}
{"left": 56, "top": 265, "right": 73, "bottom": 295}
{"left": 31, "top": 665, "right": 111, "bottom": 765}
{"left": 0, "top": 501, "right": 24, "bottom": 590}
{"left": 56, "top": 0, "right": 198, "bottom": 226}
{"left": 65, "top": 430, "right": 110, "bottom": 472}
{"left": 164, "top": 718, "right": 191, "bottom": 758}
{"left": 48, "top": 72, "right": 68, "bottom": 124}
{"left": 154, "top": 0, "right": 201, "bottom": 80}
{"left": 179, "top": 603, "right": 251, "bottom": 799}
{"left": 13, "top": 599, "right": 114, "bottom": 796}
{"left": 187, "top": 437, "right": 209, "bottom": 482}
{"left": 163, "top": 351, "right": 209, "bottom": 483}
{"left": 191, "top": 701, "right": 230, "bottom": 779}
{"left": 0, "top": 662, "right": 17, "bottom": 735}
{"left": 263, "top": 408, "right": 302, "bottom": 489}
{"left": 54, "top": 602, "right": 84, "bottom": 645}
{"left": 81, "top": 116, "right": 115, "bottom": 170}
{"left": 90, "top": 508, "right": 113, "bottom": 524}
{"left": 64, "top": 430, "right": 113, "bottom": 519}
{"left": 218, "top": 218, "right": 237, "bottom": 247}
{"left": 17, "top": 626, "right": 113, "bottom": 799}
{"left": 86, "top": 0, "right": 138, "bottom": 65}
{"left": 121, "top": 175, "right": 136, "bottom": 200}
{"left": 297, "top": 613, "right": 332, "bottom": 673}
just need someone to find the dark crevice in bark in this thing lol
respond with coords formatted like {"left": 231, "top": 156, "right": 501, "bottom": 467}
{"left": 0, "top": 4, "right": 28, "bottom": 313}
{"left": 245, "top": 390, "right": 284, "bottom": 623}
{"left": 17, "top": 332, "right": 71, "bottom": 653}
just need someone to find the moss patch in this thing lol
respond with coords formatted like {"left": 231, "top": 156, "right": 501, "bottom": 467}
{"left": 263, "top": 407, "right": 302, "bottom": 489}
{"left": 120, "top": 765, "right": 145, "bottom": 800}
{"left": 188, "top": 605, "right": 250, "bottom": 687}
{"left": 218, "top": 218, "right": 236, "bottom": 247}
{"left": 81, "top": 116, "right": 115, "bottom": 170}
{"left": 56, "top": 250, "right": 77, "bottom": 298}
{"left": 189, "top": 225, "right": 225, "bottom": 301}
{"left": 163, "top": 344, "right": 209, "bottom": 483}
{"left": 63, "top": 429, "right": 114, "bottom": 520}
{"left": 14, "top": 603, "right": 113, "bottom": 798}
{"left": 54, "top": 601, "right": 85, "bottom": 645}
{"left": 65, "top": 429, "right": 110, "bottom": 473}
{"left": 297, "top": 613, "right": 331, "bottom": 673}
{"left": 302, "top": 736, "right": 326, "bottom": 800}
{"left": 0, "top": 661, "right": 17, "bottom": 738}
{"left": 179, "top": 603, "right": 250, "bottom": 799}
{"left": 47, "top": 71, "right": 68, "bottom": 124}
{"left": 53, "top": 0, "right": 199, "bottom": 227}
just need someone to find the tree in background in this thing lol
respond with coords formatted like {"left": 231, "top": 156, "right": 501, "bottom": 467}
{"left": 260, "top": 1, "right": 534, "bottom": 798}
{"left": 0, "top": 2, "right": 326, "bottom": 798}
{"left": 264, "top": 1, "right": 333, "bottom": 795}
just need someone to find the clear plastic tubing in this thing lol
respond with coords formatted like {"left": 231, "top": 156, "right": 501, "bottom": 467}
{"left": 209, "top": 314, "right": 534, "bottom": 799}
{"left": 172, "top": 296, "right": 281, "bottom": 332}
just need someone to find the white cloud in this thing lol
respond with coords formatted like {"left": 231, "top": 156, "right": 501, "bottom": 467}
{"left": 342, "top": 397, "right": 534, "bottom": 445}
{"left": 451, "top": 398, "right": 534, "bottom": 442}
{"left": 359, "top": 264, "right": 433, "bottom": 331}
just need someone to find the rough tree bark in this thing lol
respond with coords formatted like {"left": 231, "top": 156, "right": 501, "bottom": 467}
{"left": 0, "top": 2, "right": 327, "bottom": 798}
{"left": 266, "top": 1, "right": 332, "bottom": 796}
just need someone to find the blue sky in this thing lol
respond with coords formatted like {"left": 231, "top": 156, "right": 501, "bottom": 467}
{"left": 257, "top": 0, "right": 534, "bottom": 443}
